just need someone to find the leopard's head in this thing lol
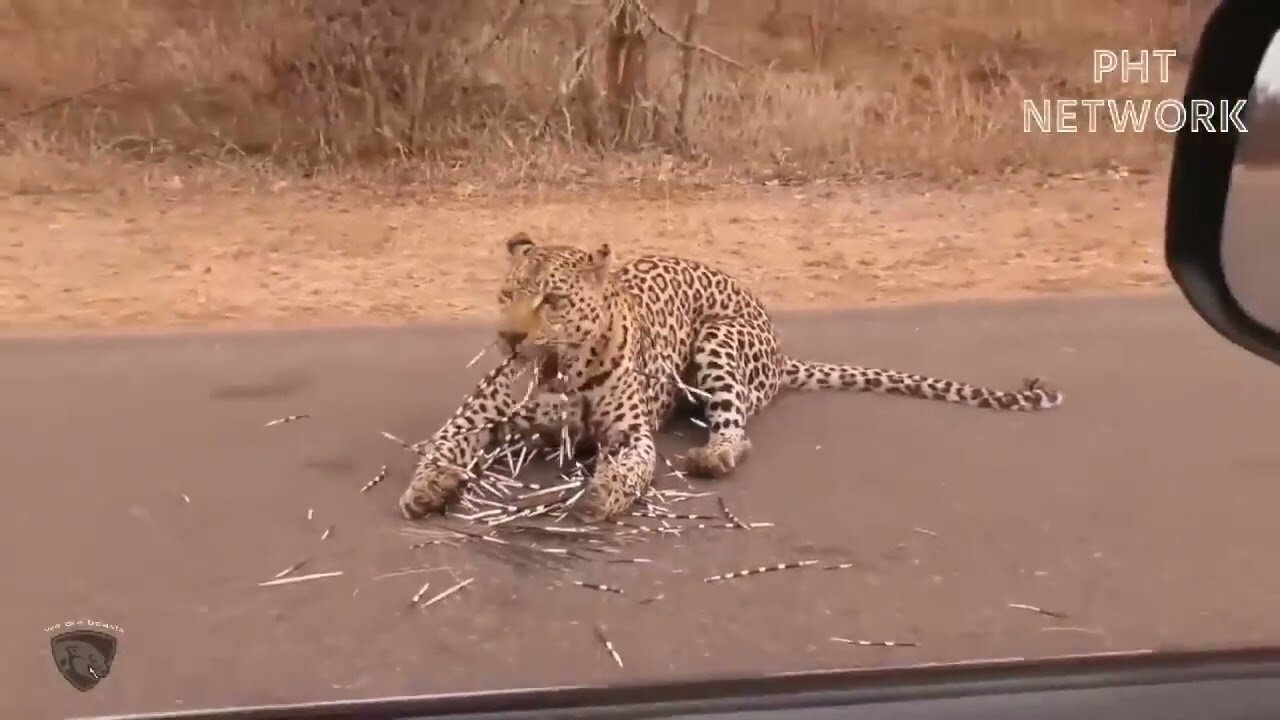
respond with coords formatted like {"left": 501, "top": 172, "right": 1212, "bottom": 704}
{"left": 495, "top": 232, "right": 612, "bottom": 378}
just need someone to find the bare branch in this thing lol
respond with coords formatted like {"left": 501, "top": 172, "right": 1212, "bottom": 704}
{"left": 630, "top": 0, "right": 746, "bottom": 70}
{"left": 533, "top": 0, "right": 627, "bottom": 141}
{"left": 675, "top": 0, "right": 708, "bottom": 145}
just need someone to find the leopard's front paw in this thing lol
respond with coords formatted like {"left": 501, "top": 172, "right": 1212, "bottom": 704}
{"left": 682, "top": 437, "right": 751, "bottom": 479}
{"left": 399, "top": 465, "right": 466, "bottom": 520}
{"left": 571, "top": 481, "right": 631, "bottom": 524}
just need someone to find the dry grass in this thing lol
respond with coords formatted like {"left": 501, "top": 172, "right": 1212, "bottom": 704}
{"left": 0, "top": 0, "right": 1208, "bottom": 192}
{"left": 0, "top": 0, "right": 1195, "bottom": 332}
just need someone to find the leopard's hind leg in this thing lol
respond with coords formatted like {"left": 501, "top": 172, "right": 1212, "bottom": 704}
{"left": 680, "top": 317, "right": 784, "bottom": 478}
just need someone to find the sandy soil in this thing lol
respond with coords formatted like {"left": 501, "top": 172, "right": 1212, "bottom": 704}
{"left": 0, "top": 173, "right": 1168, "bottom": 332}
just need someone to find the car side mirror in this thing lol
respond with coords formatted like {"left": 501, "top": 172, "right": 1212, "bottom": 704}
{"left": 1166, "top": 2, "right": 1280, "bottom": 367}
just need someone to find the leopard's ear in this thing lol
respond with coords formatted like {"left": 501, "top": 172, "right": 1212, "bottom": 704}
{"left": 505, "top": 232, "right": 535, "bottom": 257}
{"left": 585, "top": 242, "right": 611, "bottom": 284}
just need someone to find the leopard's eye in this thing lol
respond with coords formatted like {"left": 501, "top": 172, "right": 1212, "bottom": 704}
{"left": 497, "top": 289, "right": 514, "bottom": 303}
{"left": 541, "top": 292, "right": 569, "bottom": 309}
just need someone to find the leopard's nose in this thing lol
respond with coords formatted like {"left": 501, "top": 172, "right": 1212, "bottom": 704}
{"left": 498, "top": 330, "right": 527, "bottom": 351}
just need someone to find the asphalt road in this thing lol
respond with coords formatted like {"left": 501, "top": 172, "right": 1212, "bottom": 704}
{"left": 6, "top": 294, "right": 1280, "bottom": 720}
{"left": 1224, "top": 166, "right": 1280, "bottom": 331}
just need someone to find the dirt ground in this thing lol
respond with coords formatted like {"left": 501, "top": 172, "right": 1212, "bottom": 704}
{"left": 1, "top": 172, "right": 1168, "bottom": 332}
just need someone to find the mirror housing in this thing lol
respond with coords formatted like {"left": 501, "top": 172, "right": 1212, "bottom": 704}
{"left": 1165, "top": 1, "right": 1280, "bottom": 367}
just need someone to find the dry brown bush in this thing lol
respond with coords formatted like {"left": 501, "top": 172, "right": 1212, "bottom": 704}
{"left": 0, "top": 0, "right": 1210, "bottom": 192}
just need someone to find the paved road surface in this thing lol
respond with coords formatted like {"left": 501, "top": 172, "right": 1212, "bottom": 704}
{"left": 5, "top": 294, "right": 1280, "bottom": 720}
{"left": 1225, "top": 166, "right": 1280, "bottom": 331}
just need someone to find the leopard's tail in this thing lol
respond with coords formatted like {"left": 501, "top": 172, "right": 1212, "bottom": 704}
{"left": 780, "top": 357, "right": 1062, "bottom": 411}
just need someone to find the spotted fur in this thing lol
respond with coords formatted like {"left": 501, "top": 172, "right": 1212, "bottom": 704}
{"left": 400, "top": 233, "right": 1062, "bottom": 522}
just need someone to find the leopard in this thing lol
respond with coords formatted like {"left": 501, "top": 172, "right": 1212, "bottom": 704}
{"left": 399, "top": 232, "right": 1063, "bottom": 524}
